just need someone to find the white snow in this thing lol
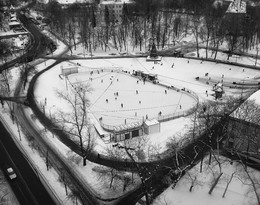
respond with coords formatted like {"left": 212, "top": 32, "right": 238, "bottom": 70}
{"left": 2, "top": 16, "right": 260, "bottom": 204}
{"left": 153, "top": 155, "right": 260, "bottom": 205}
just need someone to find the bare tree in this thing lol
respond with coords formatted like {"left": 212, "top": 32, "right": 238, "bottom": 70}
{"left": 55, "top": 82, "right": 96, "bottom": 165}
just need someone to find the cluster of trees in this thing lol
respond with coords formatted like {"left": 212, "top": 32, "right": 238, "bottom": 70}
{"left": 35, "top": 0, "right": 260, "bottom": 58}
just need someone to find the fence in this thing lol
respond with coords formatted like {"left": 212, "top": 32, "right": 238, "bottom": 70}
{"left": 99, "top": 82, "right": 199, "bottom": 133}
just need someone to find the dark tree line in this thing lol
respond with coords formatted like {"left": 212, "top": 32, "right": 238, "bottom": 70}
{"left": 36, "top": 0, "right": 260, "bottom": 58}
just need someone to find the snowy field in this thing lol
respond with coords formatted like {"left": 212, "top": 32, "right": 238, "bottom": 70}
{"left": 34, "top": 55, "right": 260, "bottom": 153}
{"left": 153, "top": 155, "right": 260, "bottom": 205}
{"left": 2, "top": 21, "right": 260, "bottom": 204}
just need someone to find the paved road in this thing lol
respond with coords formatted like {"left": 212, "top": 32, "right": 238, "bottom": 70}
{"left": 0, "top": 118, "right": 56, "bottom": 205}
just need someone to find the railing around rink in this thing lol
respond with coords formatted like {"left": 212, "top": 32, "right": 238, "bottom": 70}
{"left": 77, "top": 66, "right": 123, "bottom": 74}
{"left": 98, "top": 84, "right": 199, "bottom": 133}
{"left": 73, "top": 66, "right": 200, "bottom": 133}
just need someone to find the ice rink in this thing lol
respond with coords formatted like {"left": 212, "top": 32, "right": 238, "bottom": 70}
{"left": 68, "top": 70, "right": 197, "bottom": 126}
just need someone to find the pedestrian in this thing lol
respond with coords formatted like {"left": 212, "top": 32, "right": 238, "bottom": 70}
{"left": 146, "top": 114, "right": 148, "bottom": 119}
{"left": 97, "top": 153, "right": 100, "bottom": 160}
{"left": 222, "top": 74, "right": 224, "bottom": 78}
{"left": 206, "top": 90, "right": 208, "bottom": 97}
{"left": 139, "top": 101, "right": 141, "bottom": 104}
{"left": 137, "top": 80, "right": 139, "bottom": 84}
{"left": 101, "top": 79, "right": 103, "bottom": 83}
{"left": 125, "top": 119, "right": 126, "bottom": 124}
{"left": 117, "top": 78, "right": 119, "bottom": 82}
{"left": 172, "top": 63, "right": 174, "bottom": 68}
{"left": 106, "top": 99, "right": 108, "bottom": 103}
{"left": 180, "top": 105, "right": 182, "bottom": 109}
{"left": 136, "top": 90, "right": 138, "bottom": 94}
{"left": 135, "top": 112, "right": 137, "bottom": 116}
{"left": 121, "top": 103, "right": 123, "bottom": 108}
{"left": 243, "top": 69, "right": 244, "bottom": 72}
{"left": 188, "top": 60, "right": 189, "bottom": 63}
{"left": 165, "top": 90, "right": 167, "bottom": 94}
{"left": 159, "top": 111, "right": 162, "bottom": 116}
{"left": 115, "top": 97, "right": 117, "bottom": 100}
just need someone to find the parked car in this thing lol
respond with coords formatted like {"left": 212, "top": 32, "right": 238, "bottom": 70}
{"left": 6, "top": 167, "right": 16, "bottom": 180}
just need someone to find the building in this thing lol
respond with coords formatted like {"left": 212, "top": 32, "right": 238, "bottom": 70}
{"left": 99, "top": 0, "right": 134, "bottom": 22}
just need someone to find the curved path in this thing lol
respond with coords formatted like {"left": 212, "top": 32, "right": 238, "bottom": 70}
{"left": 9, "top": 9, "right": 260, "bottom": 204}
{"left": 26, "top": 45, "right": 260, "bottom": 205}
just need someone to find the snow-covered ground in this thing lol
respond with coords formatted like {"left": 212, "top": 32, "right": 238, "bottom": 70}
{"left": 34, "top": 54, "right": 260, "bottom": 153}
{"left": 153, "top": 155, "right": 260, "bottom": 205}
{"left": 1, "top": 19, "right": 260, "bottom": 204}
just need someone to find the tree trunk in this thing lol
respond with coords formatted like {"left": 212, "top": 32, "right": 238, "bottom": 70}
{"left": 208, "top": 172, "right": 223, "bottom": 195}
{"left": 200, "top": 155, "right": 203, "bottom": 173}
{"left": 222, "top": 172, "right": 235, "bottom": 198}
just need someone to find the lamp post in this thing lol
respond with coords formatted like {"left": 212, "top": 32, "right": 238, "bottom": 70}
{"left": 255, "top": 46, "right": 259, "bottom": 66}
